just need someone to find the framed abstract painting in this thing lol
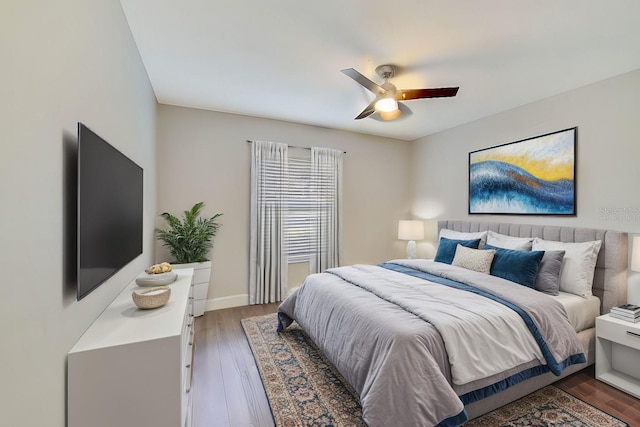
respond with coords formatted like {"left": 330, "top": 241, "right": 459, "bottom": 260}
{"left": 468, "top": 127, "right": 576, "bottom": 215}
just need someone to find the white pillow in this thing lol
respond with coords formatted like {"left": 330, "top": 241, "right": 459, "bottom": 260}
{"left": 440, "top": 228, "right": 488, "bottom": 248}
{"left": 451, "top": 244, "right": 495, "bottom": 274}
{"left": 486, "top": 230, "right": 533, "bottom": 251}
{"left": 531, "top": 237, "right": 602, "bottom": 298}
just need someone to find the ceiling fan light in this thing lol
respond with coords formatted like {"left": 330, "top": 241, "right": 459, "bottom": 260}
{"left": 375, "top": 97, "right": 398, "bottom": 113}
{"left": 379, "top": 109, "right": 402, "bottom": 121}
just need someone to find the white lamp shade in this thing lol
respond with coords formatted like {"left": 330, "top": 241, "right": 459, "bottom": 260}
{"left": 379, "top": 109, "right": 402, "bottom": 121}
{"left": 632, "top": 236, "right": 640, "bottom": 272}
{"left": 375, "top": 97, "right": 398, "bottom": 113}
{"left": 398, "top": 220, "right": 425, "bottom": 241}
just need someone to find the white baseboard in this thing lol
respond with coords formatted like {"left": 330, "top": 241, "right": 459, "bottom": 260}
{"left": 205, "top": 294, "right": 249, "bottom": 312}
{"left": 204, "top": 290, "right": 298, "bottom": 313}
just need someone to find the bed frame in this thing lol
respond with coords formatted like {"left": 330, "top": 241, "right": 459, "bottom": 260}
{"left": 438, "top": 220, "right": 628, "bottom": 419}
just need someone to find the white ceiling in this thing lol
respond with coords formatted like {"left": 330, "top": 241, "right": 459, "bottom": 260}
{"left": 119, "top": 0, "right": 640, "bottom": 141}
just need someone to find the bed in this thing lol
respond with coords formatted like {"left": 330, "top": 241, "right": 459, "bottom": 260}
{"left": 277, "top": 221, "right": 628, "bottom": 426}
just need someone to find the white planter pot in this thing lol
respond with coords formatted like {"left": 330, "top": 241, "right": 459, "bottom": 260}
{"left": 172, "top": 261, "right": 211, "bottom": 317}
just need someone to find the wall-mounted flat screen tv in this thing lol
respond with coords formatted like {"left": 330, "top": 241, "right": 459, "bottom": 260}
{"left": 77, "top": 123, "right": 143, "bottom": 300}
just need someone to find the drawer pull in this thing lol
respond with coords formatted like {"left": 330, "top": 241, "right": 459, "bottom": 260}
{"left": 186, "top": 363, "right": 191, "bottom": 369}
{"left": 627, "top": 330, "right": 640, "bottom": 338}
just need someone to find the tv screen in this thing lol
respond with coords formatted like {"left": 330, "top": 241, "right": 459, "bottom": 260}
{"left": 77, "top": 123, "right": 143, "bottom": 300}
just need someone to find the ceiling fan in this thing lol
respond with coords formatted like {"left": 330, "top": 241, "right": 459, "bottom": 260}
{"left": 341, "top": 65, "right": 459, "bottom": 121}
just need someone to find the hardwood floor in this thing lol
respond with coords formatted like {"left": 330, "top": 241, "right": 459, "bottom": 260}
{"left": 192, "top": 304, "right": 640, "bottom": 426}
{"left": 555, "top": 365, "right": 640, "bottom": 425}
{"left": 192, "top": 303, "right": 279, "bottom": 427}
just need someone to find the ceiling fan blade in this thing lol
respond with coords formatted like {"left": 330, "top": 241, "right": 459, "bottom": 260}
{"left": 341, "top": 68, "right": 385, "bottom": 96}
{"left": 354, "top": 99, "right": 377, "bottom": 120}
{"left": 397, "top": 87, "right": 459, "bottom": 101}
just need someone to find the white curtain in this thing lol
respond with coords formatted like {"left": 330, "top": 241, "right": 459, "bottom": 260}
{"left": 249, "top": 141, "right": 288, "bottom": 304}
{"left": 309, "top": 147, "right": 343, "bottom": 273}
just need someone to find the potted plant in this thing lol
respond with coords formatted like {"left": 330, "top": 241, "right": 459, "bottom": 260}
{"left": 156, "top": 202, "right": 222, "bottom": 316}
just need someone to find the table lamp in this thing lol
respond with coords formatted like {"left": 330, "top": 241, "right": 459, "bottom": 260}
{"left": 632, "top": 236, "right": 640, "bottom": 273}
{"left": 398, "top": 220, "right": 425, "bottom": 259}
{"left": 628, "top": 236, "right": 640, "bottom": 305}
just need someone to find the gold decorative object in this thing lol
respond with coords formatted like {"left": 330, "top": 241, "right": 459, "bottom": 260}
{"left": 145, "top": 262, "right": 172, "bottom": 274}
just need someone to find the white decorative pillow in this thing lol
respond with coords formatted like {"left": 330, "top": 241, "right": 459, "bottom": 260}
{"left": 440, "top": 228, "right": 488, "bottom": 248}
{"left": 451, "top": 244, "right": 495, "bottom": 274}
{"left": 531, "top": 237, "right": 602, "bottom": 298}
{"left": 486, "top": 230, "right": 534, "bottom": 251}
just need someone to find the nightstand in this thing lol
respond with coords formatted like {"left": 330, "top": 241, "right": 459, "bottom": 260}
{"left": 595, "top": 314, "right": 640, "bottom": 398}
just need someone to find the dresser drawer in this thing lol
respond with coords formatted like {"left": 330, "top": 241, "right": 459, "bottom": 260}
{"left": 193, "top": 267, "right": 210, "bottom": 284}
{"left": 184, "top": 357, "right": 193, "bottom": 393}
{"left": 597, "top": 316, "right": 640, "bottom": 351}
{"left": 181, "top": 310, "right": 194, "bottom": 354}
{"left": 193, "top": 281, "right": 208, "bottom": 300}
{"left": 182, "top": 381, "right": 194, "bottom": 427}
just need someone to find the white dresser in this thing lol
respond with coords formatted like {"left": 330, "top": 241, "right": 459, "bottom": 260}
{"left": 68, "top": 268, "right": 195, "bottom": 427}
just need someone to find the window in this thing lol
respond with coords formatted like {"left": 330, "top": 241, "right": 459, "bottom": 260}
{"left": 250, "top": 141, "right": 342, "bottom": 303}
{"left": 285, "top": 157, "right": 313, "bottom": 263}
{"left": 259, "top": 156, "right": 313, "bottom": 263}
{"left": 253, "top": 143, "right": 342, "bottom": 269}
{"left": 285, "top": 155, "right": 342, "bottom": 265}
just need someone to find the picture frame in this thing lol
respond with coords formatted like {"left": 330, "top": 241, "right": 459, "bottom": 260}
{"left": 468, "top": 127, "right": 576, "bottom": 215}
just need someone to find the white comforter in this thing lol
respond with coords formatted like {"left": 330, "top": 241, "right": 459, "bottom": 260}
{"left": 278, "top": 260, "right": 586, "bottom": 427}
{"left": 329, "top": 264, "right": 545, "bottom": 385}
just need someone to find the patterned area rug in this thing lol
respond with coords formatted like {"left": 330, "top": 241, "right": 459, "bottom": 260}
{"left": 465, "top": 385, "right": 628, "bottom": 426}
{"left": 241, "top": 313, "right": 628, "bottom": 427}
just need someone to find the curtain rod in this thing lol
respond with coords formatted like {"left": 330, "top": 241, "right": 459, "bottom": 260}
{"left": 246, "top": 139, "right": 346, "bottom": 154}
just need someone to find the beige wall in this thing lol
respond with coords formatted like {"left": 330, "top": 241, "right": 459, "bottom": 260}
{"left": 156, "top": 105, "right": 412, "bottom": 308}
{"left": 0, "top": 1, "right": 156, "bottom": 426}
{"left": 410, "top": 69, "right": 640, "bottom": 302}
{"left": 5, "top": 3, "right": 638, "bottom": 423}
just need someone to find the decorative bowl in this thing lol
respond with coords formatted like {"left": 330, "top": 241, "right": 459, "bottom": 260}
{"left": 135, "top": 271, "right": 177, "bottom": 287}
{"left": 132, "top": 286, "right": 171, "bottom": 309}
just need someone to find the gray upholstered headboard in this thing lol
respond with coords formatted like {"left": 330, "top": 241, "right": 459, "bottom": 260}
{"left": 438, "top": 221, "right": 628, "bottom": 315}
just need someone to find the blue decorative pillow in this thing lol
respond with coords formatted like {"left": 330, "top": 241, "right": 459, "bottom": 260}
{"left": 434, "top": 237, "right": 482, "bottom": 264}
{"left": 484, "top": 244, "right": 544, "bottom": 288}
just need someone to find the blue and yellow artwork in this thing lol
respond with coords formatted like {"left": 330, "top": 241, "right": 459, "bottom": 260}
{"left": 469, "top": 128, "right": 576, "bottom": 215}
